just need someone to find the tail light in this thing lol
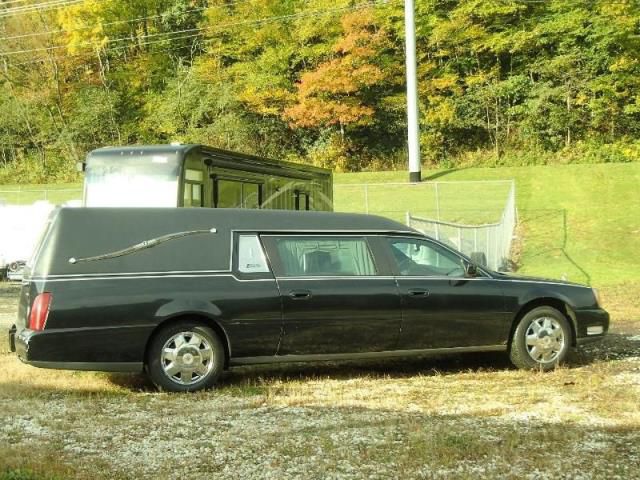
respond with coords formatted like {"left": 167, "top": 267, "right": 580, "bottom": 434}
{"left": 29, "top": 293, "right": 52, "bottom": 331}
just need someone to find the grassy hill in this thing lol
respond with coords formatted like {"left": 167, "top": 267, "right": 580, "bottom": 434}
{"left": 336, "top": 163, "right": 640, "bottom": 287}
{"left": 1, "top": 163, "right": 638, "bottom": 286}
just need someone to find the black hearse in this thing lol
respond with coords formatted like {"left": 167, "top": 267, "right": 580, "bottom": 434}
{"left": 81, "top": 144, "right": 333, "bottom": 211}
{"left": 10, "top": 208, "right": 608, "bottom": 392}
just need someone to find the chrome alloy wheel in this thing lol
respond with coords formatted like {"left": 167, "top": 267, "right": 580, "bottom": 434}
{"left": 525, "top": 317, "right": 565, "bottom": 364}
{"left": 161, "top": 331, "right": 214, "bottom": 385}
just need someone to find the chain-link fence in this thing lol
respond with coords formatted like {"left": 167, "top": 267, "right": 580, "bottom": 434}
{"left": 334, "top": 180, "right": 517, "bottom": 271}
{"left": 0, "top": 188, "right": 82, "bottom": 205}
{"left": 407, "top": 182, "right": 516, "bottom": 271}
{"left": 334, "top": 180, "right": 514, "bottom": 224}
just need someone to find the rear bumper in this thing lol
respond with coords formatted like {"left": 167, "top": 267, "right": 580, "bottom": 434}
{"left": 14, "top": 327, "right": 144, "bottom": 373}
{"left": 575, "top": 308, "right": 609, "bottom": 346}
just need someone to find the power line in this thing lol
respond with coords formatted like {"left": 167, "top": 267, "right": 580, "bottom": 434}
{"left": 2, "top": 1, "right": 387, "bottom": 60}
{"left": 0, "top": 0, "right": 82, "bottom": 17}
{"left": 0, "top": 0, "right": 80, "bottom": 14}
{"left": 0, "top": 0, "right": 248, "bottom": 42}
{"left": 1, "top": 0, "right": 65, "bottom": 9}
{"left": 0, "top": 0, "right": 34, "bottom": 6}
{"left": 2, "top": 24, "right": 207, "bottom": 56}
{"left": 4, "top": 1, "right": 390, "bottom": 69}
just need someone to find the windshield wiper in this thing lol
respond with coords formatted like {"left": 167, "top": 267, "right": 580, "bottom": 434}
{"left": 68, "top": 228, "right": 217, "bottom": 265}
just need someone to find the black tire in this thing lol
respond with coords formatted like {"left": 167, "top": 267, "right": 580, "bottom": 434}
{"left": 509, "top": 306, "right": 572, "bottom": 371}
{"left": 146, "top": 321, "right": 225, "bottom": 392}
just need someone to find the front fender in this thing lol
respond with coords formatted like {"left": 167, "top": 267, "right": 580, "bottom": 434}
{"left": 517, "top": 287, "right": 580, "bottom": 311}
{"left": 516, "top": 282, "right": 597, "bottom": 311}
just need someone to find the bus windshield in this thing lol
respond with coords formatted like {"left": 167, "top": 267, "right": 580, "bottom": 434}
{"left": 84, "top": 154, "right": 181, "bottom": 207}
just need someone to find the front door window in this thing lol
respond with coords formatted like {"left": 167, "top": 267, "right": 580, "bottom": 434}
{"left": 387, "top": 237, "right": 466, "bottom": 278}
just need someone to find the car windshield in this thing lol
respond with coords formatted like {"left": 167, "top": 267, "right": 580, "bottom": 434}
{"left": 84, "top": 153, "right": 181, "bottom": 207}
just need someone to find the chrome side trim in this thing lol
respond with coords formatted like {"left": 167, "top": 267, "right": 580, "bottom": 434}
{"left": 276, "top": 276, "right": 396, "bottom": 281}
{"left": 41, "top": 269, "right": 230, "bottom": 279}
{"left": 229, "top": 345, "right": 507, "bottom": 366}
{"left": 25, "top": 273, "right": 275, "bottom": 283}
{"left": 24, "top": 271, "right": 585, "bottom": 287}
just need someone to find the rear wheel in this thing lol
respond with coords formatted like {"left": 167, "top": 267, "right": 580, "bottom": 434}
{"left": 146, "top": 321, "right": 225, "bottom": 392}
{"left": 509, "top": 306, "right": 572, "bottom": 371}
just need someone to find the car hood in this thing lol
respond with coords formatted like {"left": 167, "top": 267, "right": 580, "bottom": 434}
{"left": 491, "top": 271, "right": 587, "bottom": 287}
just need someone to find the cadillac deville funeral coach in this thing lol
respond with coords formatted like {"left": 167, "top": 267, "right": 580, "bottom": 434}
{"left": 10, "top": 208, "right": 609, "bottom": 392}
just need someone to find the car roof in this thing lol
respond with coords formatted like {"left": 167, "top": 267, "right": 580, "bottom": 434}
{"left": 58, "top": 207, "right": 415, "bottom": 233}
{"left": 29, "top": 208, "right": 420, "bottom": 278}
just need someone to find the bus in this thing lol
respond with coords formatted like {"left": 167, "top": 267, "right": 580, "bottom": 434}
{"left": 81, "top": 144, "right": 333, "bottom": 211}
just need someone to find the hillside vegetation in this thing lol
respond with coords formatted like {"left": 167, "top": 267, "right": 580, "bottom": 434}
{"left": 337, "top": 163, "right": 640, "bottom": 286}
{"left": 1, "top": 0, "right": 640, "bottom": 184}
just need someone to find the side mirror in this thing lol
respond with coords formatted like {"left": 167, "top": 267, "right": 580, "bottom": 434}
{"left": 464, "top": 262, "right": 478, "bottom": 278}
{"left": 76, "top": 162, "right": 86, "bottom": 172}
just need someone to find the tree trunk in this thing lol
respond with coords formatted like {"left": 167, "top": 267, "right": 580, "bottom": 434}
{"left": 97, "top": 50, "right": 123, "bottom": 145}
{"left": 566, "top": 92, "right": 571, "bottom": 147}
{"left": 495, "top": 97, "right": 500, "bottom": 159}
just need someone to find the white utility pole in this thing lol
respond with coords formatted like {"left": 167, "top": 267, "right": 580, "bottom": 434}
{"left": 404, "top": 0, "right": 421, "bottom": 183}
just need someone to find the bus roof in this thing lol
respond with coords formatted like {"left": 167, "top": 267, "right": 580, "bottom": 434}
{"left": 87, "top": 144, "right": 331, "bottom": 177}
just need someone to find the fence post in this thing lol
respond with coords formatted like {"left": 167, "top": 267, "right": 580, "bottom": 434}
{"left": 364, "top": 184, "right": 369, "bottom": 214}
{"left": 435, "top": 182, "right": 440, "bottom": 220}
{"left": 494, "top": 225, "right": 499, "bottom": 270}
{"left": 486, "top": 227, "right": 490, "bottom": 268}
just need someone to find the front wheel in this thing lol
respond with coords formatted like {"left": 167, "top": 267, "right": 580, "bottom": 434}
{"left": 146, "top": 321, "right": 225, "bottom": 392}
{"left": 509, "top": 306, "right": 572, "bottom": 371}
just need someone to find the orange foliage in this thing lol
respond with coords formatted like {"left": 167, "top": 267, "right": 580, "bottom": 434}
{"left": 284, "top": 9, "right": 389, "bottom": 129}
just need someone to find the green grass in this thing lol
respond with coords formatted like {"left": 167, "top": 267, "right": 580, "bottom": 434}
{"left": 334, "top": 180, "right": 511, "bottom": 224}
{"left": 1, "top": 470, "right": 65, "bottom": 480}
{"left": 0, "top": 184, "right": 82, "bottom": 205}
{"left": 334, "top": 163, "right": 640, "bottom": 286}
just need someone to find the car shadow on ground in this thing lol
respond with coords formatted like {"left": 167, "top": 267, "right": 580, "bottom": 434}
{"left": 105, "top": 333, "right": 640, "bottom": 392}
{"left": 105, "top": 351, "right": 515, "bottom": 392}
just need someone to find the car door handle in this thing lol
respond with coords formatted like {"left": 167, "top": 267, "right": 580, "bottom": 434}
{"left": 288, "top": 289, "right": 312, "bottom": 300}
{"left": 407, "top": 289, "right": 429, "bottom": 297}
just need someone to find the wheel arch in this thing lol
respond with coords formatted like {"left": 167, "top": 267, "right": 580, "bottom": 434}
{"left": 144, "top": 313, "right": 232, "bottom": 369}
{"left": 508, "top": 297, "right": 578, "bottom": 350}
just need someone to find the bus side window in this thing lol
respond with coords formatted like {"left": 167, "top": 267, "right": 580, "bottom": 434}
{"left": 294, "top": 190, "right": 310, "bottom": 211}
{"left": 184, "top": 169, "right": 204, "bottom": 207}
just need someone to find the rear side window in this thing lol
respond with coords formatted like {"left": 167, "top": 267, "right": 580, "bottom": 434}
{"left": 237, "top": 235, "right": 270, "bottom": 273}
{"left": 265, "top": 236, "right": 377, "bottom": 277}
